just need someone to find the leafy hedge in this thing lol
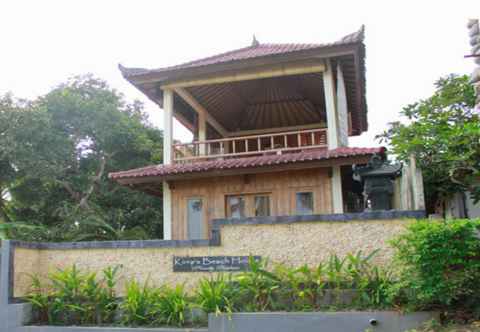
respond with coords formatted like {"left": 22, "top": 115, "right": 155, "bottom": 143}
{"left": 390, "top": 218, "right": 480, "bottom": 316}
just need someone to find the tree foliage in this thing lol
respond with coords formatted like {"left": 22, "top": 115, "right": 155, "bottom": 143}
{"left": 0, "top": 75, "right": 164, "bottom": 241}
{"left": 377, "top": 74, "right": 480, "bottom": 213}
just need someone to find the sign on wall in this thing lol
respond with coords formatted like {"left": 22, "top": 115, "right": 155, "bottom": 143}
{"left": 173, "top": 256, "right": 261, "bottom": 272}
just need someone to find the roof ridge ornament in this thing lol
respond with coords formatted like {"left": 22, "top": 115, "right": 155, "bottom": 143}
{"left": 339, "top": 25, "right": 365, "bottom": 43}
{"left": 251, "top": 34, "right": 260, "bottom": 47}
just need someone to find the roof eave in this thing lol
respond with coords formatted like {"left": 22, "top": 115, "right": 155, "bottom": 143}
{"left": 111, "top": 151, "right": 382, "bottom": 186}
{"left": 120, "top": 42, "right": 363, "bottom": 85}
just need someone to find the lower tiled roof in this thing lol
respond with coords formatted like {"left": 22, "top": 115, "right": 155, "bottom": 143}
{"left": 109, "top": 147, "right": 384, "bottom": 181}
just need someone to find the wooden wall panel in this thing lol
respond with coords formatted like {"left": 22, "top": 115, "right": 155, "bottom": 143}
{"left": 171, "top": 168, "right": 333, "bottom": 240}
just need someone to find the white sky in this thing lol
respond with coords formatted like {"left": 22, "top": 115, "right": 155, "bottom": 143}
{"left": 1, "top": 0, "right": 478, "bottom": 147}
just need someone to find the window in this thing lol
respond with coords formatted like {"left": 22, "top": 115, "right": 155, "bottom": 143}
{"left": 187, "top": 198, "right": 204, "bottom": 239}
{"left": 296, "top": 192, "right": 314, "bottom": 215}
{"left": 226, "top": 194, "right": 271, "bottom": 218}
{"left": 227, "top": 196, "right": 246, "bottom": 219}
{"left": 254, "top": 195, "right": 270, "bottom": 217}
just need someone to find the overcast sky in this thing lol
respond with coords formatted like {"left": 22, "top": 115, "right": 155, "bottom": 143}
{"left": 1, "top": 0, "right": 478, "bottom": 146}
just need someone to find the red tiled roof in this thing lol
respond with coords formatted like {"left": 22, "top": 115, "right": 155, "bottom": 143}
{"left": 119, "top": 26, "right": 364, "bottom": 78}
{"left": 109, "top": 147, "right": 383, "bottom": 181}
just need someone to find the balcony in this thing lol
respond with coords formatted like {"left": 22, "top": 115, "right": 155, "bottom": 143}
{"left": 173, "top": 128, "right": 328, "bottom": 163}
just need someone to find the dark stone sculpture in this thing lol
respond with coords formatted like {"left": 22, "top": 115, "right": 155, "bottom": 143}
{"left": 354, "top": 155, "right": 402, "bottom": 211}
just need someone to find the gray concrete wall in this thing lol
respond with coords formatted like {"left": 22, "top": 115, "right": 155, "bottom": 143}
{"left": 208, "top": 312, "right": 439, "bottom": 332}
{"left": 17, "top": 327, "right": 207, "bottom": 332}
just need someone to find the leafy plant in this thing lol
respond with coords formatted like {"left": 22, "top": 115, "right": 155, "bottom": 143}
{"left": 360, "top": 265, "right": 395, "bottom": 308}
{"left": 95, "top": 266, "right": 121, "bottom": 324}
{"left": 235, "top": 257, "right": 281, "bottom": 311}
{"left": 390, "top": 219, "right": 480, "bottom": 314}
{"left": 121, "top": 279, "right": 160, "bottom": 326}
{"left": 27, "top": 275, "right": 51, "bottom": 323}
{"left": 273, "top": 263, "right": 326, "bottom": 311}
{"left": 155, "top": 285, "right": 189, "bottom": 327}
{"left": 27, "top": 265, "right": 120, "bottom": 325}
{"left": 195, "top": 274, "right": 236, "bottom": 314}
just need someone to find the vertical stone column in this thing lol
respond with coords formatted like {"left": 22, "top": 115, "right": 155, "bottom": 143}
{"left": 410, "top": 155, "right": 426, "bottom": 211}
{"left": 162, "top": 89, "right": 174, "bottom": 240}
{"left": 323, "top": 60, "right": 344, "bottom": 213}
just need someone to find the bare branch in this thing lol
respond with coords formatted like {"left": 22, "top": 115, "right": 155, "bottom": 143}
{"left": 56, "top": 180, "right": 81, "bottom": 201}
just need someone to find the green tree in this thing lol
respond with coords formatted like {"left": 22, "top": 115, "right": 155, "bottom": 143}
{"left": 377, "top": 74, "right": 480, "bottom": 214}
{"left": 0, "top": 75, "right": 164, "bottom": 241}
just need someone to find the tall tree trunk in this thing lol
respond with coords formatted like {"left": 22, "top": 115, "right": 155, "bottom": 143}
{"left": 79, "top": 154, "right": 107, "bottom": 210}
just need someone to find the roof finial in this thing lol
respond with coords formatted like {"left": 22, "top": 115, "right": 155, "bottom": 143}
{"left": 251, "top": 34, "right": 259, "bottom": 47}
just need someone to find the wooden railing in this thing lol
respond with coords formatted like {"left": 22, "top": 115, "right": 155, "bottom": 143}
{"left": 172, "top": 128, "right": 328, "bottom": 163}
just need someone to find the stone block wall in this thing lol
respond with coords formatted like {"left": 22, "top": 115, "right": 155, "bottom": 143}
{"left": 11, "top": 211, "right": 424, "bottom": 298}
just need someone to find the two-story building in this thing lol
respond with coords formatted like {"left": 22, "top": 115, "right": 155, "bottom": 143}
{"left": 109, "top": 26, "right": 423, "bottom": 240}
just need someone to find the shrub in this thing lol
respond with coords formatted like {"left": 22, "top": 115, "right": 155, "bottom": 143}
{"left": 121, "top": 279, "right": 160, "bottom": 326}
{"left": 273, "top": 263, "right": 326, "bottom": 311}
{"left": 156, "top": 285, "right": 189, "bottom": 327}
{"left": 235, "top": 257, "right": 281, "bottom": 311}
{"left": 27, "top": 265, "right": 120, "bottom": 325}
{"left": 122, "top": 281, "right": 189, "bottom": 327}
{"left": 390, "top": 219, "right": 480, "bottom": 312}
{"left": 195, "top": 274, "right": 236, "bottom": 314}
{"left": 232, "top": 252, "right": 394, "bottom": 311}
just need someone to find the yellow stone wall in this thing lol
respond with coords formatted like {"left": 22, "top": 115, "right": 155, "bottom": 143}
{"left": 13, "top": 219, "right": 411, "bottom": 297}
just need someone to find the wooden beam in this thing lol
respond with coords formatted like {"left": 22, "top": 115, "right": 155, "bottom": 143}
{"left": 174, "top": 87, "right": 228, "bottom": 137}
{"left": 173, "top": 110, "right": 194, "bottom": 132}
{"left": 162, "top": 60, "right": 326, "bottom": 89}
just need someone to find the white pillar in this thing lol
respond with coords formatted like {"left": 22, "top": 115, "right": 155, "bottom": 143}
{"left": 324, "top": 60, "right": 344, "bottom": 213}
{"left": 162, "top": 182, "right": 172, "bottom": 240}
{"left": 331, "top": 166, "right": 344, "bottom": 213}
{"left": 323, "top": 59, "right": 340, "bottom": 150}
{"left": 198, "top": 112, "right": 207, "bottom": 155}
{"left": 163, "top": 89, "right": 174, "bottom": 164}
{"left": 336, "top": 63, "right": 349, "bottom": 147}
{"left": 162, "top": 89, "right": 173, "bottom": 240}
